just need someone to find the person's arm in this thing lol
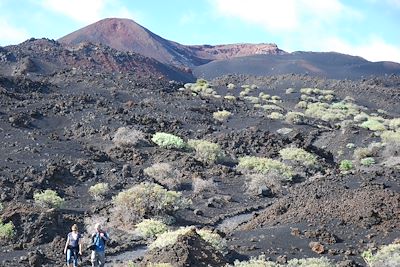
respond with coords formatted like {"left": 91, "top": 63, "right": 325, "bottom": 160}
{"left": 99, "top": 231, "right": 109, "bottom": 241}
{"left": 78, "top": 234, "right": 83, "bottom": 255}
{"left": 64, "top": 236, "right": 70, "bottom": 254}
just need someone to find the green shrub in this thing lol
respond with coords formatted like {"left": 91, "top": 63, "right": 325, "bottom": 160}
{"left": 285, "top": 112, "right": 305, "bottom": 125}
{"left": 151, "top": 132, "right": 185, "bottom": 149}
{"left": 149, "top": 227, "right": 226, "bottom": 253}
{"left": 339, "top": 160, "right": 353, "bottom": 172}
{"left": 381, "top": 130, "right": 400, "bottom": 143}
{"left": 113, "top": 127, "right": 145, "bottom": 147}
{"left": 287, "top": 257, "right": 335, "bottom": 267}
{"left": 112, "top": 182, "right": 190, "bottom": 226}
{"left": 88, "top": 183, "right": 109, "bottom": 200}
{"left": 261, "top": 104, "right": 283, "bottom": 111}
{"left": 295, "top": 101, "right": 308, "bottom": 109}
{"left": 360, "top": 119, "right": 386, "bottom": 131}
{"left": 267, "top": 112, "right": 284, "bottom": 120}
{"left": 305, "top": 102, "right": 360, "bottom": 122}
{"left": 243, "top": 96, "right": 260, "bottom": 104}
{"left": 197, "top": 229, "right": 227, "bottom": 252}
{"left": 184, "top": 79, "right": 216, "bottom": 96}
{"left": 187, "top": 139, "right": 223, "bottom": 164}
{"left": 259, "top": 92, "right": 270, "bottom": 100}
{"left": 0, "top": 220, "right": 15, "bottom": 239}
{"left": 34, "top": 189, "right": 64, "bottom": 209}
{"left": 353, "top": 143, "right": 382, "bottom": 160}
{"left": 135, "top": 219, "right": 168, "bottom": 239}
{"left": 144, "top": 163, "right": 182, "bottom": 190}
{"left": 346, "top": 143, "right": 356, "bottom": 149}
{"left": 213, "top": 110, "right": 232, "bottom": 122}
{"left": 360, "top": 157, "right": 376, "bottom": 166}
{"left": 224, "top": 95, "right": 236, "bottom": 101}
{"left": 279, "top": 147, "right": 317, "bottom": 166}
{"left": 354, "top": 113, "right": 369, "bottom": 123}
{"left": 389, "top": 118, "right": 400, "bottom": 130}
{"left": 230, "top": 255, "right": 334, "bottom": 267}
{"left": 227, "top": 83, "right": 236, "bottom": 90}
{"left": 238, "top": 156, "right": 293, "bottom": 181}
{"left": 362, "top": 243, "right": 400, "bottom": 267}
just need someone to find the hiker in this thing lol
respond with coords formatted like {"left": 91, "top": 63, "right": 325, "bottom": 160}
{"left": 64, "top": 224, "right": 83, "bottom": 267}
{"left": 90, "top": 223, "right": 109, "bottom": 267}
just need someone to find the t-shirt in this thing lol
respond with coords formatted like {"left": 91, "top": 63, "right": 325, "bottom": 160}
{"left": 92, "top": 232, "right": 109, "bottom": 252}
{"left": 67, "top": 232, "right": 82, "bottom": 248}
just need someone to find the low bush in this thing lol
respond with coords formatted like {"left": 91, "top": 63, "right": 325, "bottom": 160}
{"left": 259, "top": 92, "right": 270, "bottom": 100}
{"left": 34, "top": 189, "right": 64, "bottom": 209}
{"left": 187, "top": 139, "right": 223, "bottom": 164}
{"left": 267, "top": 112, "right": 284, "bottom": 120}
{"left": 113, "top": 127, "right": 145, "bottom": 147}
{"left": 213, "top": 110, "right": 232, "bottom": 122}
{"left": 149, "top": 227, "right": 226, "bottom": 253}
{"left": 285, "top": 112, "right": 305, "bottom": 125}
{"left": 339, "top": 160, "right": 353, "bottom": 172}
{"left": 245, "top": 173, "right": 282, "bottom": 196}
{"left": 261, "top": 104, "right": 283, "bottom": 111}
{"left": 381, "top": 130, "right": 400, "bottom": 143}
{"left": 144, "top": 163, "right": 182, "bottom": 190}
{"left": 88, "top": 183, "right": 109, "bottom": 200}
{"left": 185, "top": 79, "right": 216, "bottom": 96}
{"left": 227, "top": 83, "right": 236, "bottom": 90}
{"left": 197, "top": 229, "right": 227, "bottom": 252}
{"left": 353, "top": 143, "right": 382, "bottom": 160}
{"left": 135, "top": 219, "right": 168, "bottom": 239}
{"left": 0, "top": 219, "right": 15, "bottom": 239}
{"left": 354, "top": 113, "right": 369, "bottom": 123}
{"left": 192, "top": 177, "right": 217, "bottom": 194}
{"left": 230, "top": 255, "right": 334, "bottom": 267}
{"left": 279, "top": 147, "right": 317, "bottom": 167}
{"left": 151, "top": 132, "right": 185, "bottom": 149}
{"left": 243, "top": 96, "right": 260, "bottom": 104}
{"left": 389, "top": 118, "right": 400, "bottom": 130}
{"left": 238, "top": 156, "right": 293, "bottom": 181}
{"left": 360, "top": 157, "right": 376, "bottom": 166}
{"left": 112, "top": 182, "right": 190, "bottom": 226}
{"left": 360, "top": 119, "right": 386, "bottom": 131}
{"left": 295, "top": 101, "right": 308, "bottom": 109}
{"left": 224, "top": 95, "right": 236, "bottom": 101}
{"left": 362, "top": 243, "right": 400, "bottom": 267}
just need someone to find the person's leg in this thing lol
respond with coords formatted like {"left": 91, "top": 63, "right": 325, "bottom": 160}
{"left": 66, "top": 249, "right": 72, "bottom": 267}
{"left": 72, "top": 249, "right": 78, "bottom": 267}
{"left": 90, "top": 251, "right": 97, "bottom": 267}
{"left": 98, "top": 251, "right": 105, "bottom": 267}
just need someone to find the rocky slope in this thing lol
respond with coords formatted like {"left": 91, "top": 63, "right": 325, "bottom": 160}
{"left": 59, "top": 18, "right": 285, "bottom": 68}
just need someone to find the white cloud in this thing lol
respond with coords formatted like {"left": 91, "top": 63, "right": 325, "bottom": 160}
{"left": 319, "top": 37, "right": 400, "bottom": 63}
{"left": 211, "top": 0, "right": 350, "bottom": 32}
{"left": 40, "top": 0, "right": 136, "bottom": 24}
{"left": 0, "top": 19, "right": 29, "bottom": 46}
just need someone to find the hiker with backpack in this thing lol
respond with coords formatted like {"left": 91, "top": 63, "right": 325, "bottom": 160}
{"left": 64, "top": 224, "right": 83, "bottom": 267}
{"left": 90, "top": 223, "right": 109, "bottom": 267}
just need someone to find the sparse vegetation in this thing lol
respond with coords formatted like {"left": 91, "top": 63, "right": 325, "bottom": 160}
{"left": 135, "top": 219, "right": 168, "bottom": 239}
{"left": 279, "top": 147, "right": 318, "bottom": 167}
{"left": 0, "top": 219, "right": 15, "bottom": 239}
{"left": 149, "top": 227, "right": 226, "bottom": 253}
{"left": 113, "top": 127, "right": 145, "bottom": 147}
{"left": 34, "top": 189, "right": 64, "bottom": 209}
{"left": 112, "top": 182, "right": 190, "bottom": 226}
{"left": 88, "top": 183, "right": 109, "bottom": 200}
{"left": 238, "top": 156, "right": 293, "bottom": 181}
{"left": 224, "top": 95, "right": 237, "bottom": 101}
{"left": 353, "top": 143, "right": 382, "bottom": 160}
{"left": 184, "top": 79, "right": 217, "bottom": 96}
{"left": 381, "top": 130, "right": 400, "bottom": 143}
{"left": 267, "top": 112, "right": 284, "bottom": 120}
{"left": 151, "top": 132, "right": 185, "bottom": 149}
{"left": 339, "top": 160, "right": 353, "bottom": 172}
{"left": 213, "top": 110, "right": 232, "bottom": 122}
{"left": 187, "top": 139, "right": 223, "bottom": 164}
{"left": 227, "top": 83, "right": 236, "bottom": 89}
{"left": 362, "top": 243, "right": 400, "bottom": 267}
{"left": 285, "top": 112, "right": 305, "bottom": 125}
{"left": 192, "top": 177, "right": 217, "bottom": 194}
{"left": 144, "top": 163, "right": 182, "bottom": 190}
{"left": 360, "top": 118, "right": 386, "bottom": 131}
{"left": 230, "top": 255, "right": 334, "bottom": 267}
{"left": 360, "top": 157, "right": 375, "bottom": 166}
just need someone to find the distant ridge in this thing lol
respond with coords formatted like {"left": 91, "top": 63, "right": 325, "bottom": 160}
{"left": 59, "top": 18, "right": 285, "bottom": 68}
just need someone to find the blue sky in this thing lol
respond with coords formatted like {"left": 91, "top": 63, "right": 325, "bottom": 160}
{"left": 1, "top": 0, "right": 399, "bottom": 62}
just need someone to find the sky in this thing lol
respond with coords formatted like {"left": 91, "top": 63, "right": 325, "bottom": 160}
{"left": 0, "top": 0, "right": 399, "bottom": 63}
